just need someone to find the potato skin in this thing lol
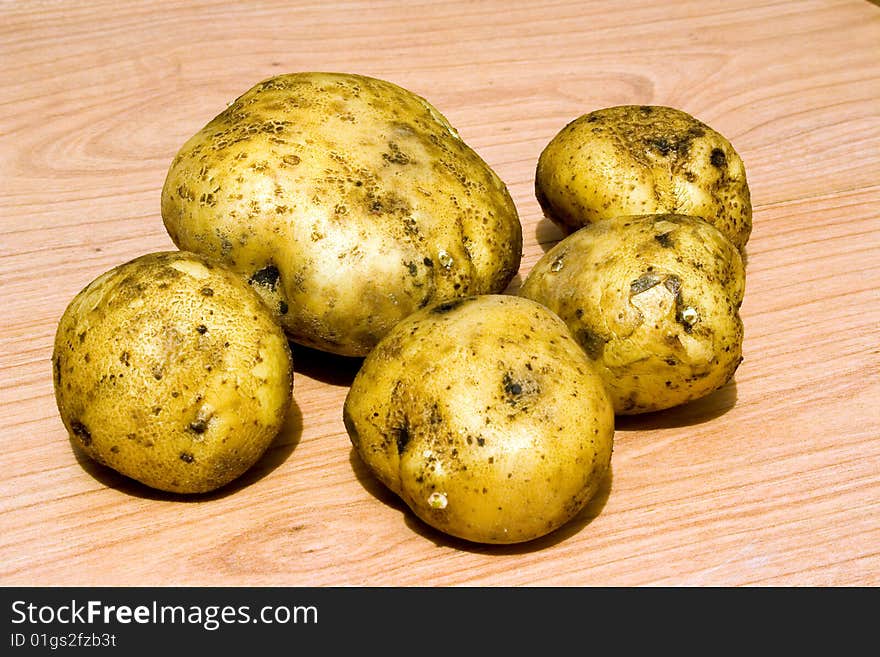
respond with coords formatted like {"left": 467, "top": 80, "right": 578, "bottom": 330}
{"left": 52, "top": 251, "right": 293, "bottom": 494}
{"left": 161, "top": 72, "right": 522, "bottom": 357}
{"left": 520, "top": 214, "right": 745, "bottom": 415}
{"left": 535, "top": 105, "right": 751, "bottom": 250}
{"left": 343, "top": 294, "right": 614, "bottom": 544}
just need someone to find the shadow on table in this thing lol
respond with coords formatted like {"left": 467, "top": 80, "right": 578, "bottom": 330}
{"left": 70, "top": 397, "right": 303, "bottom": 502}
{"left": 349, "top": 445, "right": 614, "bottom": 555}
{"left": 614, "top": 379, "right": 739, "bottom": 431}
{"left": 502, "top": 272, "right": 524, "bottom": 295}
{"left": 290, "top": 341, "right": 363, "bottom": 388}
{"left": 535, "top": 215, "right": 565, "bottom": 253}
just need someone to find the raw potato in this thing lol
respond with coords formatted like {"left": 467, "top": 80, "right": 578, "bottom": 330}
{"left": 535, "top": 105, "right": 752, "bottom": 250}
{"left": 520, "top": 214, "right": 745, "bottom": 415}
{"left": 52, "top": 251, "right": 293, "bottom": 494}
{"left": 343, "top": 294, "right": 614, "bottom": 544}
{"left": 161, "top": 72, "right": 523, "bottom": 357}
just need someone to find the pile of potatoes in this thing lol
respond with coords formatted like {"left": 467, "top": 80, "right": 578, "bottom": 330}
{"left": 53, "top": 72, "right": 749, "bottom": 544}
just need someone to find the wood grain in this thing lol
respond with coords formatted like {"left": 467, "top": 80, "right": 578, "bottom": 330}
{"left": 1, "top": 0, "right": 878, "bottom": 586}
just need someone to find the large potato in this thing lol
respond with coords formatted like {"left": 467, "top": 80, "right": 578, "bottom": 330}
{"left": 343, "top": 294, "right": 614, "bottom": 544}
{"left": 535, "top": 105, "right": 751, "bottom": 250}
{"left": 53, "top": 251, "right": 293, "bottom": 494}
{"left": 520, "top": 214, "right": 745, "bottom": 415}
{"left": 161, "top": 72, "right": 522, "bottom": 357}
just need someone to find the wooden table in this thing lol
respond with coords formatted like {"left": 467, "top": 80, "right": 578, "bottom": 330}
{"left": 2, "top": 0, "right": 878, "bottom": 587}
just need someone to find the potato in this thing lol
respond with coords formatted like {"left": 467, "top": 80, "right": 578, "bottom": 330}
{"left": 535, "top": 105, "right": 752, "bottom": 251}
{"left": 343, "top": 294, "right": 614, "bottom": 544}
{"left": 161, "top": 72, "right": 522, "bottom": 357}
{"left": 52, "top": 251, "right": 293, "bottom": 494}
{"left": 520, "top": 214, "right": 745, "bottom": 415}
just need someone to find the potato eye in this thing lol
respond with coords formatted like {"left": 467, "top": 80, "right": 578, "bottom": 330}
{"left": 427, "top": 492, "right": 448, "bottom": 509}
{"left": 249, "top": 265, "right": 280, "bottom": 290}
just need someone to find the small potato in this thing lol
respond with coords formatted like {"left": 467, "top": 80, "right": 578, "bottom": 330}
{"left": 520, "top": 214, "right": 745, "bottom": 415}
{"left": 161, "top": 72, "right": 522, "bottom": 357}
{"left": 535, "top": 105, "right": 752, "bottom": 250}
{"left": 343, "top": 294, "right": 614, "bottom": 544}
{"left": 52, "top": 251, "right": 293, "bottom": 494}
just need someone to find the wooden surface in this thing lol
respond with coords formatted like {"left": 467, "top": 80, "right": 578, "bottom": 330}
{"left": 1, "top": 0, "right": 878, "bottom": 587}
